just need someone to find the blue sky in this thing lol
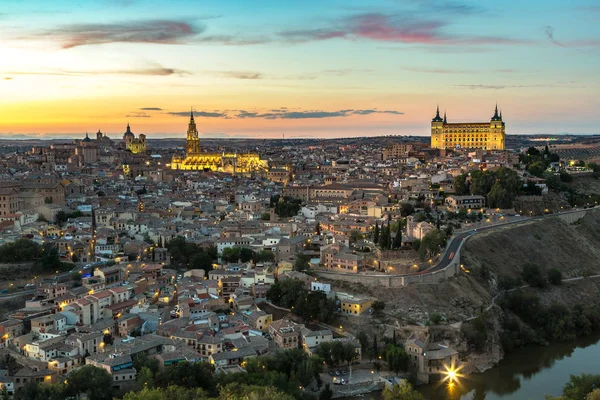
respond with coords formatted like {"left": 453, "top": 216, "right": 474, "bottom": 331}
{"left": 0, "top": 0, "right": 598, "bottom": 137}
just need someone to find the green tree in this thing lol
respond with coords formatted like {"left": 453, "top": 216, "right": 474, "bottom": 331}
{"left": 0, "top": 238, "right": 42, "bottom": 262}
{"left": 137, "top": 366, "right": 155, "bottom": 389}
{"left": 315, "top": 342, "right": 334, "bottom": 367}
{"left": 266, "top": 278, "right": 337, "bottom": 324}
{"left": 349, "top": 230, "right": 363, "bottom": 243}
{"left": 382, "top": 381, "right": 425, "bottom": 400}
{"left": 562, "top": 374, "right": 600, "bottom": 400}
{"left": 586, "top": 389, "right": 600, "bottom": 400}
{"left": 253, "top": 250, "right": 275, "bottom": 263}
{"left": 0, "top": 354, "right": 19, "bottom": 376}
{"left": 274, "top": 196, "right": 303, "bottom": 218}
{"left": 319, "top": 384, "right": 333, "bottom": 400}
{"left": 372, "top": 300, "right": 385, "bottom": 315}
{"left": 356, "top": 331, "right": 369, "bottom": 354}
{"left": 560, "top": 171, "right": 573, "bottom": 182}
{"left": 64, "top": 365, "right": 114, "bottom": 400}
{"left": 219, "top": 383, "right": 294, "bottom": 400}
{"left": 418, "top": 229, "right": 447, "bottom": 261}
{"left": 154, "top": 362, "right": 217, "bottom": 395}
{"left": 123, "top": 385, "right": 208, "bottom": 400}
{"left": 400, "top": 203, "right": 415, "bottom": 217}
{"left": 429, "top": 313, "right": 442, "bottom": 325}
{"left": 392, "top": 220, "right": 403, "bottom": 249}
{"left": 470, "top": 170, "right": 496, "bottom": 196}
{"left": 453, "top": 173, "right": 469, "bottom": 195}
{"left": 239, "top": 247, "right": 255, "bottom": 263}
{"left": 372, "top": 336, "right": 379, "bottom": 360}
{"left": 190, "top": 252, "right": 214, "bottom": 273}
{"left": 384, "top": 344, "right": 410, "bottom": 374}
{"left": 548, "top": 268, "right": 563, "bottom": 285}
{"left": 522, "top": 263, "right": 546, "bottom": 288}
{"left": 132, "top": 352, "right": 161, "bottom": 376}
{"left": 261, "top": 212, "right": 271, "bottom": 221}
{"left": 379, "top": 222, "right": 391, "bottom": 249}
{"left": 296, "top": 359, "right": 317, "bottom": 387}
{"left": 527, "top": 161, "right": 546, "bottom": 178}
{"left": 34, "top": 243, "right": 62, "bottom": 273}
{"left": 293, "top": 253, "right": 311, "bottom": 272}
{"left": 373, "top": 222, "right": 380, "bottom": 244}
{"left": 221, "top": 247, "right": 241, "bottom": 263}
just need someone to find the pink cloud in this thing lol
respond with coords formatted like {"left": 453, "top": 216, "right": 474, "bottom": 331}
{"left": 281, "top": 13, "right": 530, "bottom": 46}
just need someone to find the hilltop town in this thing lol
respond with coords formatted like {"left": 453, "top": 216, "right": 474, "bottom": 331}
{"left": 0, "top": 110, "right": 599, "bottom": 399}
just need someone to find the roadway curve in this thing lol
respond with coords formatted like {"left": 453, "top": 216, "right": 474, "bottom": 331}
{"left": 424, "top": 206, "right": 597, "bottom": 275}
{"left": 336, "top": 206, "right": 597, "bottom": 279}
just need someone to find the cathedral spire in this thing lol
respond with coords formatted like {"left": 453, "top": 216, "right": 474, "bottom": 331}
{"left": 190, "top": 107, "right": 194, "bottom": 121}
{"left": 432, "top": 104, "right": 443, "bottom": 122}
{"left": 443, "top": 110, "right": 447, "bottom": 124}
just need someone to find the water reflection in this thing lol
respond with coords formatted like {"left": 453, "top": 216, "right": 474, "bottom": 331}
{"left": 419, "top": 334, "right": 600, "bottom": 400}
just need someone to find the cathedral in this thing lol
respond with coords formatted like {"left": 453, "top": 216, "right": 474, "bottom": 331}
{"left": 170, "top": 111, "right": 268, "bottom": 174}
{"left": 430, "top": 105, "right": 505, "bottom": 150}
{"left": 122, "top": 123, "right": 147, "bottom": 154}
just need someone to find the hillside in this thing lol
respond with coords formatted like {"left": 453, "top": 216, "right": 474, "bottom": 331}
{"left": 566, "top": 174, "right": 600, "bottom": 195}
{"left": 462, "top": 209, "right": 600, "bottom": 282}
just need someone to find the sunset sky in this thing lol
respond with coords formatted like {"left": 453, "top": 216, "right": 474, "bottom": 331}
{"left": 0, "top": 0, "right": 598, "bottom": 138}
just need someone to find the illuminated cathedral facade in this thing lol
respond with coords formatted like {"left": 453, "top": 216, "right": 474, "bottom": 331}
{"left": 123, "top": 123, "right": 147, "bottom": 154}
{"left": 430, "top": 105, "right": 505, "bottom": 150}
{"left": 170, "top": 111, "right": 268, "bottom": 174}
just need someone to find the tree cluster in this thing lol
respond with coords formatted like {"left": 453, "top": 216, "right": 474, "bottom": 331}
{"left": 314, "top": 341, "right": 358, "bottom": 367}
{"left": 499, "top": 290, "right": 600, "bottom": 352}
{"left": 383, "top": 344, "right": 410, "bottom": 374}
{"left": 382, "top": 381, "right": 424, "bottom": 400}
{"left": 418, "top": 229, "right": 447, "bottom": 261}
{"left": 520, "top": 146, "right": 560, "bottom": 178}
{"left": 55, "top": 210, "right": 83, "bottom": 225}
{"left": 454, "top": 167, "right": 523, "bottom": 208}
{"left": 293, "top": 253, "right": 311, "bottom": 272}
{"left": 546, "top": 373, "right": 600, "bottom": 400}
{"left": 271, "top": 195, "right": 302, "bottom": 218}
{"left": 14, "top": 365, "right": 113, "bottom": 400}
{"left": 221, "top": 247, "right": 275, "bottom": 264}
{"left": 165, "top": 237, "right": 218, "bottom": 272}
{"left": 0, "top": 239, "right": 63, "bottom": 273}
{"left": 266, "top": 278, "right": 337, "bottom": 323}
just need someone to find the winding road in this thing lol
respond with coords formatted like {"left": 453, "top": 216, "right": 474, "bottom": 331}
{"left": 424, "top": 206, "right": 597, "bottom": 275}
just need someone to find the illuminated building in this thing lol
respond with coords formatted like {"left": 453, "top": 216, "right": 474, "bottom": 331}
{"left": 122, "top": 123, "right": 147, "bottom": 154}
{"left": 171, "top": 111, "right": 268, "bottom": 174}
{"left": 430, "top": 105, "right": 505, "bottom": 150}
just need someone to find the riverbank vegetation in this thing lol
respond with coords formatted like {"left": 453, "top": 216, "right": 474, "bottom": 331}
{"left": 499, "top": 290, "right": 600, "bottom": 352}
{"left": 546, "top": 373, "right": 600, "bottom": 400}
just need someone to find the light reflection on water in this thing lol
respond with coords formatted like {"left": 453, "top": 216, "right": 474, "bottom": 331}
{"left": 339, "top": 334, "right": 600, "bottom": 400}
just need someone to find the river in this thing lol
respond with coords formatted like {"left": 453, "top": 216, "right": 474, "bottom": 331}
{"left": 344, "top": 334, "right": 600, "bottom": 400}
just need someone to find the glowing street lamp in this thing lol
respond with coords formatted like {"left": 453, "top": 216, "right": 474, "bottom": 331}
{"left": 442, "top": 362, "right": 463, "bottom": 388}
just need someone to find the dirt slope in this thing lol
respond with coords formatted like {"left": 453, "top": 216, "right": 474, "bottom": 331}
{"left": 461, "top": 209, "right": 600, "bottom": 281}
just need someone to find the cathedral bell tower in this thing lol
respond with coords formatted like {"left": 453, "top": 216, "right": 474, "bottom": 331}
{"left": 186, "top": 109, "right": 200, "bottom": 156}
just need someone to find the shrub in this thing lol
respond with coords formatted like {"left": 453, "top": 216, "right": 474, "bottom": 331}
{"left": 548, "top": 268, "right": 562, "bottom": 285}
{"left": 429, "top": 313, "right": 442, "bottom": 325}
{"left": 522, "top": 263, "right": 546, "bottom": 288}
